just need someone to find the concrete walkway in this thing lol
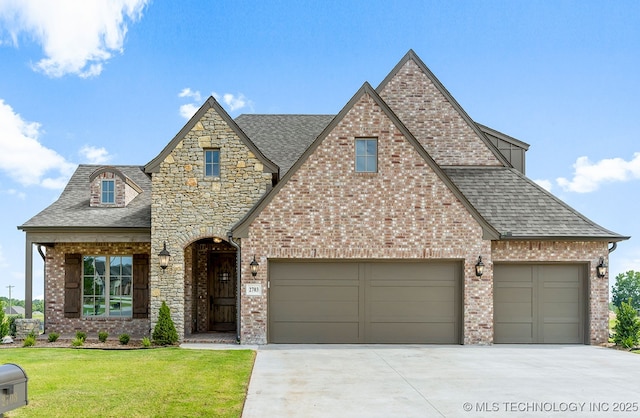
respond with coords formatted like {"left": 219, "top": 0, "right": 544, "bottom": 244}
{"left": 240, "top": 345, "right": 640, "bottom": 418}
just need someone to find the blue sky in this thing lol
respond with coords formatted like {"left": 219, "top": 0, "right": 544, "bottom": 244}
{"left": 0, "top": 0, "right": 638, "bottom": 301}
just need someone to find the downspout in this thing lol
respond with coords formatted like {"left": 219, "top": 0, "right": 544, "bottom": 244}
{"left": 227, "top": 232, "right": 241, "bottom": 344}
{"left": 608, "top": 242, "right": 617, "bottom": 254}
{"left": 37, "top": 245, "right": 46, "bottom": 331}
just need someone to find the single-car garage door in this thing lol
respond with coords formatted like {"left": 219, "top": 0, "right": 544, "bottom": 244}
{"left": 268, "top": 260, "right": 462, "bottom": 343}
{"left": 494, "top": 264, "right": 586, "bottom": 344}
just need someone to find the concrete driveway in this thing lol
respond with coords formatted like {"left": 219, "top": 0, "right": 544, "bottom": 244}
{"left": 241, "top": 345, "right": 640, "bottom": 417}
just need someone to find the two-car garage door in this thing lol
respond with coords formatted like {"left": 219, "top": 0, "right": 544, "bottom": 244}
{"left": 268, "top": 261, "right": 462, "bottom": 343}
{"left": 494, "top": 264, "right": 587, "bottom": 344}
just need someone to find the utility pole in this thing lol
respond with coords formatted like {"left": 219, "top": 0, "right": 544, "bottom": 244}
{"left": 6, "top": 285, "right": 14, "bottom": 315}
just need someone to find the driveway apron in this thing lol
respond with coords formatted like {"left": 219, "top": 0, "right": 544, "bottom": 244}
{"left": 242, "top": 345, "right": 640, "bottom": 418}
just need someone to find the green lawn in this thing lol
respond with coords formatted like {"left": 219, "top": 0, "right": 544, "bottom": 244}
{"left": 1, "top": 348, "right": 255, "bottom": 418}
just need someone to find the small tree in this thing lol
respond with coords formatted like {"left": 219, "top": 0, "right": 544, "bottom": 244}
{"left": 0, "top": 307, "right": 8, "bottom": 338}
{"left": 614, "top": 299, "right": 640, "bottom": 348}
{"left": 612, "top": 271, "right": 640, "bottom": 311}
{"left": 152, "top": 301, "right": 178, "bottom": 345}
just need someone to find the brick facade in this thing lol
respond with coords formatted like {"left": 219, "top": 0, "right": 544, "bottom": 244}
{"left": 240, "top": 92, "right": 492, "bottom": 344}
{"left": 379, "top": 59, "right": 503, "bottom": 167}
{"left": 89, "top": 169, "right": 140, "bottom": 208}
{"left": 492, "top": 240, "right": 610, "bottom": 344}
{"left": 44, "top": 242, "right": 151, "bottom": 336}
{"left": 150, "top": 106, "right": 272, "bottom": 339}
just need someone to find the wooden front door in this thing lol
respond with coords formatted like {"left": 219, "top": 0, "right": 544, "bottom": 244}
{"left": 208, "top": 252, "right": 237, "bottom": 331}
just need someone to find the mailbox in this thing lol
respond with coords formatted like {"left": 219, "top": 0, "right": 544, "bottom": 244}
{"left": 0, "top": 364, "right": 28, "bottom": 415}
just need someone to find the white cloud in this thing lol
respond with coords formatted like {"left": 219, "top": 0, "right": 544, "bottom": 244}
{"left": 79, "top": 145, "right": 111, "bottom": 164}
{"left": 178, "top": 88, "right": 201, "bottom": 102}
{"left": 179, "top": 103, "right": 199, "bottom": 120}
{"left": 213, "top": 92, "right": 254, "bottom": 112}
{"left": 557, "top": 153, "right": 640, "bottom": 193}
{"left": 0, "top": 0, "right": 149, "bottom": 78}
{"left": 1, "top": 189, "right": 26, "bottom": 200}
{"left": 0, "top": 99, "right": 76, "bottom": 189}
{"left": 178, "top": 89, "right": 254, "bottom": 120}
{"left": 533, "top": 179, "right": 553, "bottom": 192}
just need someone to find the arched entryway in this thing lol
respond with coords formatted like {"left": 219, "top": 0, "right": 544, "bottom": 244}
{"left": 185, "top": 238, "right": 237, "bottom": 336}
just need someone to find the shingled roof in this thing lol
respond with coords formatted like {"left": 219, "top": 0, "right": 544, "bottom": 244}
{"left": 19, "top": 165, "right": 151, "bottom": 230}
{"left": 443, "top": 166, "right": 628, "bottom": 241}
{"left": 235, "top": 114, "right": 334, "bottom": 175}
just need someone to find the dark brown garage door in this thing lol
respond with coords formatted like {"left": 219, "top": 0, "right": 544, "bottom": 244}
{"left": 494, "top": 264, "right": 586, "bottom": 344}
{"left": 268, "top": 261, "right": 462, "bottom": 343}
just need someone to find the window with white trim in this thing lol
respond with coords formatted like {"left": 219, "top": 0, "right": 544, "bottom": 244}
{"left": 355, "top": 138, "right": 378, "bottom": 172}
{"left": 101, "top": 179, "right": 115, "bottom": 204}
{"left": 83, "top": 255, "right": 132, "bottom": 317}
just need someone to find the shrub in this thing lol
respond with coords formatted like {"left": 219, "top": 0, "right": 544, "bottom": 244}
{"left": 141, "top": 336, "right": 151, "bottom": 348}
{"left": 98, "top": 331, "right": 109, "bottom": 343}
{"left": 119, "top": 334, "right": 130, "bottom": 345}
{"left": 614, "top": 299, "right": 640, "bottom": 348}
{"left": 75, "top": 331, "right": 87, "bottom": 342}
{"left": 8, "top": 315, "right": 21, "bottom": 337}
{"left": 71, "top": 337, "right": 84, "bottom": 347}
{"left": 23, "top": 331, "right": 37, "bottom": 347}
{"left": 48, "top": 332, "right": 60, "bottom": 343}
{"left": 0, "top": 309, "right": 8, "bottom": 338}
{"left": 152, "top": 301, "right": 178, "bottom": 346}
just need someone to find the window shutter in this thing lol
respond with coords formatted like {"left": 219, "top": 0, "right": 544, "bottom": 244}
{"left": 133, "top": 254, "right": 150, "bottom": 318}
{"left": 64, "top": 253, "right": 82, "bottom": 318}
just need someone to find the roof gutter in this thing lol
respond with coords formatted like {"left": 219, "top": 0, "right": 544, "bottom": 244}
{"left": 609, "top": 242, "right": 618, "bottom": 254}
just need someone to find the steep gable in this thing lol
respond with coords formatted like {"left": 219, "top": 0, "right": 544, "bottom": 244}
{"left": 234, "top": 83, "right": 498, "bottom": 241}
{"left": 377, "top": 50, "right": 509, "bottom": 167}
{"left": 145, "top": 97, "right": 278, "bottom": 175}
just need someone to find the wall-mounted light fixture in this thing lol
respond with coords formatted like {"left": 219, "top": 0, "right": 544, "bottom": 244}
{"left": 250, "top": 255, "right": 259, "bottom": 277}
{"left": 158, "top": 241, "right": 171, "bottom": 270}
{"left": 475, "top": 256, "right": 485, "bottom": 277}
{"left": 213, "top": 237, "right": 223, "bottom": 243}
{"left": 596, "top": 257, "right": 607, "bottom": 278}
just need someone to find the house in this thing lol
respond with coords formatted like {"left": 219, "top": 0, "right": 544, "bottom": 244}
{"left": 3, "top": 306, "right": 25, "bottom": 316}
{"left": 19, "top": 50, "right": 628, "bottom": 344}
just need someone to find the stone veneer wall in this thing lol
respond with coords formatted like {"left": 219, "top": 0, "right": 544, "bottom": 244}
{"left": 44, "top": 242, "right": 151, "bottom": 336}
{"left": 151, "top": 107, "right": 272, "bottom": 339}
{"left": 492, "top": 240, "right": 610, "bottom": 345}
{"left": 379, "top": 59, "right": 503, "bottom": 167}
{"left": 241, "top": 92, "right": 492, "bottom": 344}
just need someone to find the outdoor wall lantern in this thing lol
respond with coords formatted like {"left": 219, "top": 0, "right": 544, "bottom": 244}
{"left": 475, "top": 256, "right": 485, "bottom": 277}
{"left": 596, "top": 257, "right": 607, "bottom": 278}
{"left": 250, "top": 255, "right": 259, "bottom": 277}
{"left": 158, "top": 241, "right": 171, "bottom": 270}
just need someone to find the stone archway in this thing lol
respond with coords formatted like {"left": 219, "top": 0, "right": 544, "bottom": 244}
{"left": 184, "top": 238, "right": 237, "bottom": 335}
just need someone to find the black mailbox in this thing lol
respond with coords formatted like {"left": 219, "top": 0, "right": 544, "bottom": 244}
{"left": 0, "top": 364, "right": 28, "bottom": 415}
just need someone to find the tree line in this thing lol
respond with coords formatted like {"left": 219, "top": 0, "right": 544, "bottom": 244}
{"left": 0, "top": 297, "right": 44, "bottom": 313}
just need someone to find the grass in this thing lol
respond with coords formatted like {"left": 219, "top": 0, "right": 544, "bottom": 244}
{"left": 2, "top": 348, "right": 255, "bottom": 418}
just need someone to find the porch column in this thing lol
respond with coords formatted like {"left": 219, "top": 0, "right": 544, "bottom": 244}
{"left": 24, "top": 235, "right": 33, "bottom": 318}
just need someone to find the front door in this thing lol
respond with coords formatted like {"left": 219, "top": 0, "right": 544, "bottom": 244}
{"left": 208, "top": 252, "right": 237, "bottom": 331}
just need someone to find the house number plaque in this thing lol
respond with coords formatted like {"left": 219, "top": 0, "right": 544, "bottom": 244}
{"left": 246, "top": 284, "right": 262, "bottom": 296}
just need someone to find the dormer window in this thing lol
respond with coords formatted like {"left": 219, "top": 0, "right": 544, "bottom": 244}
{"left": 205, "top": 149, "right": 220, "bottom": 177}
{"left": 101, "top": 180, "right": 115, "bottom": 204}
{"left": 89, "top": 166, "right": 142, "bottom": 208}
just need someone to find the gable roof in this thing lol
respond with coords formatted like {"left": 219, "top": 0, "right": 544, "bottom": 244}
{"left": 89, "top": 166, "right": 143, "bottom": 193}
{"left": 233, "top": 82, "right": 500, "bottom": 239}
{"left": 235, "top": 114, "right": 334, "bottom": 175}
{"left": 145, "top": 96, "right": 279, "bottom": 174}
{"left": 377, "top": 50, "right": 512, "bottom": 168}
{"left": 19, "top": 165, "right": 151, "bottom": 230}
{"left": 443, "top": 166, "right": 629, "bottom": 241}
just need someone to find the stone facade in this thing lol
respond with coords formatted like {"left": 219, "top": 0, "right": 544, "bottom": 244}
{"left": 150, "top": 107, "right": 272, "bottom": 339}
{"left": 44, "top": 242, "right": 151, "bottom": 336}
{"left": 492, "top": 240, "right": 610, "bottom": 344}
{"left": 240, "top": 91, "right": 492, "bottom": 344}
{"left": 379, "top": 59, "right": 503, "bottom": 167}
